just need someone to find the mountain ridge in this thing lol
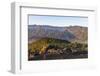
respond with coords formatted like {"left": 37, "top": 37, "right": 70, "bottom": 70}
{"left": 28, "top": 24, "right": 88, "bottom": 43}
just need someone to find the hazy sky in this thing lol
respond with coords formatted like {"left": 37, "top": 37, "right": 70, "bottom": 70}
{"left": 28, "top": 15, "right": 88, "bottom": 27}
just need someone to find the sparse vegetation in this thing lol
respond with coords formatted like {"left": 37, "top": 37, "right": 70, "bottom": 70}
{"left": 28, "top": 25, "right": 88, "bottom": 60}
{"left": 28, "top": 38, "right": 88, "bottom": 60}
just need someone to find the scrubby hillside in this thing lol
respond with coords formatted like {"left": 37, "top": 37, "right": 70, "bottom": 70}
{"left": 28, "top": 38, "right": 70, "bottom": 53}
{"left": 28, "top": 38, "right": 88, "bottom": 60}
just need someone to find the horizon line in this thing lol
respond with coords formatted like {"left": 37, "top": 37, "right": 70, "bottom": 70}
{"left": 28, "top": 24, "right": 88, "bottom": 27}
